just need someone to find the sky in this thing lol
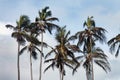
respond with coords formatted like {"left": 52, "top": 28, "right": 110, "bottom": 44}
{"left": 0, "top": 0, "right": 120, "bottom": 80}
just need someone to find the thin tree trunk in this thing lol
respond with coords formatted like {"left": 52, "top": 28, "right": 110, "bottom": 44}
{"left": 17, "top": 43, "right": 20, "bottom": 80}
{"left": 91, "top": 59, "right": 94, "bottom": 80}
{"left": 30, "top": 51, "right": 33, "bottom": 80}
{"left": 61, "top": 65, "right": 64, "bottom": 80}
{"left": 39, "top": 32, "right": 43, "bottom": 80}
{"left": 59, "top": 66, "right": 62, "bottom": 80}
{"left": 86, "top": 70, "right": 89, "bottom": 80}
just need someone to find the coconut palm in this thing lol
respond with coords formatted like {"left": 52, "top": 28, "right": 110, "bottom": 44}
{"left": 35, "top": 6, "right": 59, "bottom": 80}
{"left": 5, "top": 15, "right": 31, "bottom": 80}
{"left": 44, "top": 26, "right": 80, "bottom": 80}
{"left": 72, "top": 16, "right": 110, "bottom": 80}
{"left": 108, "top": 34, "right": 120, "bottom": 57}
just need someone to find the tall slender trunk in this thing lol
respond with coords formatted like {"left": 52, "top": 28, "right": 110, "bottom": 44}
{"left": 18, "top": 43, "right": 20, "bottom": 80}
{"left": 39, "top": 32, "right": 43, "bottom": 80}
{"left": 86, "top": 70, "right": 89, "bottom": 80}
{"left": 30, "top": 51, "right": 33, "bottom": 80}
{"left": 59, "top": 66, "right": 62, "bottom": 80}
{"left": 61, "top": 65, "right": 64, "bottom": 80}
{"left": 91, "top": 59, "right": 94, "bottom": 80}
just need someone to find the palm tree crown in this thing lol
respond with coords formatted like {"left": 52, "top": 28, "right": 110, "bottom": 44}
{"left": 35, "top": 6, "right": 59, "bottom": 34}
{"left": 44, "top": 26, "right": 80, "bottom": 80}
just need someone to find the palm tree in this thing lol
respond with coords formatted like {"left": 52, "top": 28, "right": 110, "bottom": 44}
{"left": 108, "top": 34, "right": 120, "bottom": 57}
{"left": 35, "top": 6, "right": 59, "bottom": 80}
{"left": 44, "top": 26, "right": 80, "bottom": 80}
{"left": 5, "top": 15, "right": 31, "bottom": 80}
{"left": 72, "top": 16, "right": 110, "bottom": 80}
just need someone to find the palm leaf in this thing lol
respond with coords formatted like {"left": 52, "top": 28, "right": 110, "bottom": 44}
{"left": 34, "top": 46, "right": 44, "bottom": 57}
{"left": 46, "top": 22, "right": 60, "bottom": 34}
{"left": 94, "top": 60, "right": 111, "bottom": 73}
{"left": 44, "top": 59, "right": 55, "bottom": 63}
{"left": 31, "top": 51, "right": 38, "bottom": 60}
{"left": 5, "top": 24, "right": 15, "bottom": 30}
{"left": 45, "top": 48, "right": 57, "bottom": 59}
{"left": 44, "top": 62, "right": 55, "bottom": 73}
{"left": 46, "top": 17, "right": 59, "bottom": 22}
{"left": 19, "top": 46, "right": 27, "bottom": 55}
{"left": 115, "top": 45, "right": 120, "bottom": 57}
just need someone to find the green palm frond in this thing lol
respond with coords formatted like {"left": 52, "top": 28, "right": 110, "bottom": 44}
{"left": 83, "top": 16, "right": 95, "bottom": 29}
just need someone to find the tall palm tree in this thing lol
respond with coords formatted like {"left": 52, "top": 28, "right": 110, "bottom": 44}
{"left": 5, "top": 15, "right": 31, "bottom": 80}
{"left": 108, "top": 34, "right": 120, "bottom": 57}
{"left": 35, "top": 6, "right": 59, "bottom": 80}
{"left": 44, "top": 26, "right": 80, "bottom": 80}
{"left": 72, "top": 16, "right": 110, "bottom": 80}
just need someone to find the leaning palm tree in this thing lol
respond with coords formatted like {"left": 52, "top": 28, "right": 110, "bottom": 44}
{"left": 35, "top": 6, "right": 59, "bottom": 80}
{"left": 5, "top": 15, "right": 31, "bottom": 80}
{"left": 44, "top": 26, "right": 80, "bottom": 80}
{"left": 75, "top": 47, "right": 111, "bottom": 80}
{"left": 108, "top": 34, "right": 120, "bottom": 57}
{"left": 72, "top": 16, "right": 110, "bottom": 80}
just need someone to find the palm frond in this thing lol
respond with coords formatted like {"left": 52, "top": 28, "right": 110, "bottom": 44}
{"left": 44, "top": 62, "right": 55, "bottom": 73}
{"left": 94, "top": 60, "right": 111, "bottom": 73}
{"left": 34, "top": 46, "right": 44, "bottom": 57}
{"left": 46, "top": 17, "right": 59, "bottom": 22}
{"left": 19, "top": 46, "right": 27, "bottom": 55}
{"left": 115, "top": 45, "right": 120, "bottom": 57}
{"left": 12, "top": 32, "right": 26, "bottom": 45}
{"left": 5, "top": 24, "right": 15, "bottom": 30}
{"left": 44, "top": 59, "right": 55, "bottom": 63}
{"left": 45, "top": 48, "right": 57, "bottom": 59}
{"left": 31, "top": 51, "right": 38, "bottom": 60}
{"left": 46, "top": 22, "right": 60, "bottom": 34}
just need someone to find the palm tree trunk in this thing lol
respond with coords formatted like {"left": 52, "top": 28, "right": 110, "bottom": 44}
{"left": 61, "top": 66, "right": 64, "bottom": 80}
{"left": 17, "top": 43, "right": 20, "bottom": 80}
{"left": 30, "top": 51, "right": 33, "bottom": 80}
{"left": 39, "top": 32, "right": 43, "bottom": 80}
{"left": 91, "top": 59, "right": 94, "bottom": 80}
{"left": 86, "top": 70, "right": 89, "bottom": 80}
{"left": 59, "top": 66, "right": 62, "bottom": 80}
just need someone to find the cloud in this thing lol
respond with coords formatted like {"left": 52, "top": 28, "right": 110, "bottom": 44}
{"left": 0, "top": 22, "right": 13, "bottom": 35}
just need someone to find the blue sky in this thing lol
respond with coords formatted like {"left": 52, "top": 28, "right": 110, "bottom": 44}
{"left": 0, "top": 0, "right": 120, "bottom": 80}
